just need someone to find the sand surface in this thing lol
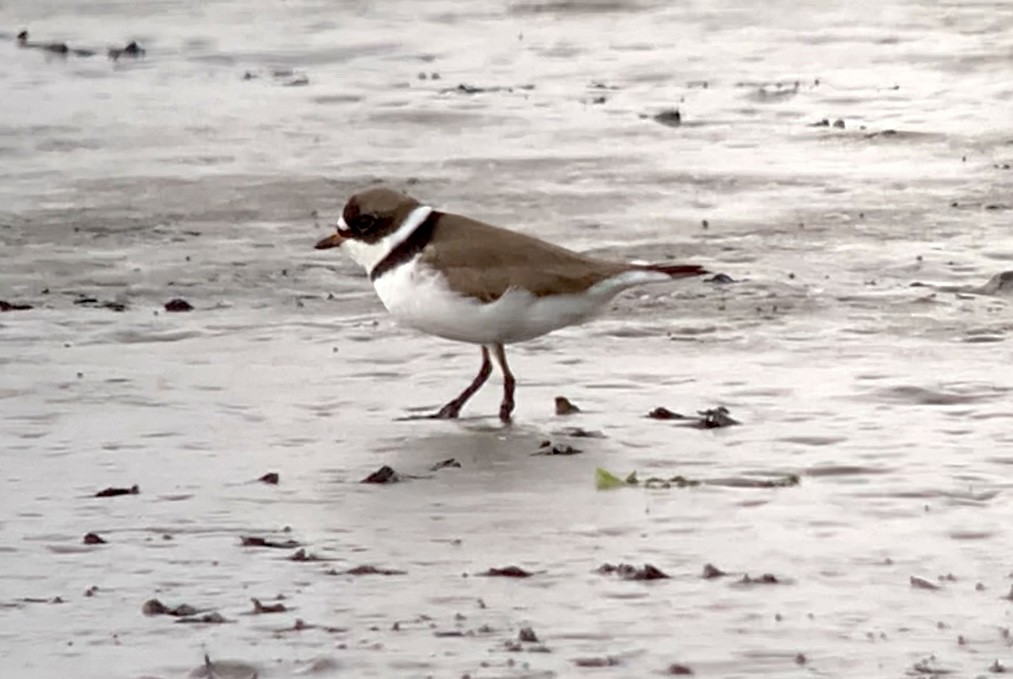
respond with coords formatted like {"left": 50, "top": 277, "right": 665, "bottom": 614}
{"left": 2, "top": 0, "right": 1013, "bottom": 677}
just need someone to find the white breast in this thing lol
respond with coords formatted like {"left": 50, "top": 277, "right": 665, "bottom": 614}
{"left": 371, "top": 258, "right": 666, "bottom": 345}
{"left": 370, "top": 259, "right": 615, "bottom": 348}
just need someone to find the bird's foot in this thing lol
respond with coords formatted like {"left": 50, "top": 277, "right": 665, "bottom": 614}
{"left": 429, "top": 402, "right": 462, "bottom": 420}
{"left": 498, "top": 401, "right": 514, "bottom": 425}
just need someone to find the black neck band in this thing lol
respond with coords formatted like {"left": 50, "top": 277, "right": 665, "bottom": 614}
{"left": 369, "top": 210, "right": 442, "bottom": 282}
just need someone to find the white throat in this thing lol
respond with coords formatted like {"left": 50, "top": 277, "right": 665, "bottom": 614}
{"left": 340, "top": 205, "right": 433, "bottom": 274}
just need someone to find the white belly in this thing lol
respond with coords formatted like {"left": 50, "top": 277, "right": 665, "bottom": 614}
{"left": 370, "top": 259, "right": 611, "bottom": 345}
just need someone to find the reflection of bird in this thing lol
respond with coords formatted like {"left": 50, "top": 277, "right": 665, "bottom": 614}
{"left": 315, "top": 187, "right": 708, "bottom": 423}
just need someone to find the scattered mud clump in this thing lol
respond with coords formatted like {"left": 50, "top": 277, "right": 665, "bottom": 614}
{"left": 647, "top": 406, "right": 740, "bottom": 428}
{"left": 910, "top": 575, "right": 941, "bottom": 591}
{"left": 289, "top": 548, "right": 325, "bottom": 562}
{"left": 702, "top": 563, "right": 728, "bottom": 579}
{"left": 652, "top": 109, "right": 682, "bottom": 127}
{"left": 164, "top": 298, "right": 194, "bottom": 312}
{"left": 176, "top": 612, "right": 230, "bottom": 624}
{"left": 556, "top": 426, "right": 605, "bottom": 439}
{"left": 647, "top": 406, "right": 684, "bottom": 420}
{"left": 738, "top": 573, "right": 782, "bottom": 585}
{"left": 519, "top": 627, "right": 539, "bottom": 643}
{"left": 362, "top": 465, "right": 400, "bottom": 483}
{"left": 555, "top": 396, "right": 581, "bottom": 415}
{"left": 596, "top": 563, "right": 670, "bottom": 581}
{"left": 108, "top": 41, "right": 145, "bottom": 60}
{"left": 142, "top": 599, "right": 200, "bottom": 617}
{"left": 480, "top": 566, "right": 533, "bottom": 578}
{"left": 83, "top": 532, "right": 106, "bottom": 545}
{"left": 251, "top": 598, "right": 286, "bottom": 614}
{"left": 574, "top": 656, "right": 621, "bottom": 667}
{"left": 695, "top": 407, "right": 740, "bottom": 428}
{"left": 333, "top": 565, "right": 406, "bottom": 576}
{"left": 258, "top": 472, "right": 279, "bottom": 484}
{"left": 240, "top": 536, "right": 300, "bottom": 549}
{"left": 533, "top": 441, "right": 583, "bottom": 456}
{"left": 95, "top": 484, "right": 139, "bottom": 497}
{"left": 666, "top": 664, "right": 695, "bottom": 675}
{"left": 430, "top": 458, "right": 461, "bottom": 471}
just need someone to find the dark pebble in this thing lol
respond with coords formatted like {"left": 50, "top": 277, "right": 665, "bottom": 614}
{"left": 240, "top": 536, "right": 300, "bottom": 549}
{"left": 258, "top": 472, "right": 280, "bottom": 484}
{"left": 95, "top": 484, "right": 139, "bottom": 497}
{"left": 667, "top": 664, "right": 695, "bottom": 675}
{"left": 702, "top": 563, "right": 727, "bottom": 579}
{"left": 647, "top": 406, "right": 684, "bottom": 420}
{"left": 83, "top": 532, "right": 106, "bottom": 545}
{"left": 164, "top": 298, "right": 193, "bottom": 312}
{"left": 554, "top": 396, "right": 581, "bottom": 415}
{"left": 481, "top": 566, "right": 533, "bottom": 578}
{"left": 362, "top": 465, "right": 399, "bottom": 483}
{"left": 597, "top": 563, "right": 670, "bottom": 580}
{"left": 704, "top": 273, "right": 735, "bottom": 284}
{"left": 339, "top": 565, "right": 406, "bottom": 576}
{"left": 251, "top": 598, "right": 286, "bottom": 614}
{"left": 574, "top": 657, "right": 620, "bottom": 668}
{"left": 652, "top": 109, "right": 682, "bottom": 127}
{"left": 532, "top": 442, "right": 583, "bottom": 456}
{"left": 519, "top": 627, "right": 539, "bottom": 643}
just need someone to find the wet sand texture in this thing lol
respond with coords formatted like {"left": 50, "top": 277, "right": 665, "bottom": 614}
{"left": 2, "top": 0, "right": 1013, "bottom": 677}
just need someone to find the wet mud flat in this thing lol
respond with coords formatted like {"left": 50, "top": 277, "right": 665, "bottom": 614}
{"left": 3, "top": 0, "right": 1013, "bottom": 677}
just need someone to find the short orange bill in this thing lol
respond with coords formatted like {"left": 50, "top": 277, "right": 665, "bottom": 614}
{"left": 314, "top": 233, "right": 345, "bottom": 250}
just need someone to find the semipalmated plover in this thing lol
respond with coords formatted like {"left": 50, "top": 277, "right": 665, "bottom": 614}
{"left": 315, "top": 187, "right": 707, "bottom": 423}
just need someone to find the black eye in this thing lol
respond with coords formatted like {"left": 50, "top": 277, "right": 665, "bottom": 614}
{"left": 349, "top": 214, "right": 375, "bottom": 234}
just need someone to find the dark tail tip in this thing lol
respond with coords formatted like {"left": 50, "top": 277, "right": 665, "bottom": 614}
{"left": 645, "top": 263, "right": 709, "bottom": 279}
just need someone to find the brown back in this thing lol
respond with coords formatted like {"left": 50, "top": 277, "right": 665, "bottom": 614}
{"left": 421, "top": 213, "right": 632, "bottom": 302}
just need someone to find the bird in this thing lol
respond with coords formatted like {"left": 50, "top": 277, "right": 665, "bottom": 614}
{"left": 314, "top": 186, "right": 708, "bottom": 423}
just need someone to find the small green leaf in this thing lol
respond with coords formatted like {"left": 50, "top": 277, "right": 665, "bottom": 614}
{"left": 595, "top": 467, "right": 625, "bottom": 490}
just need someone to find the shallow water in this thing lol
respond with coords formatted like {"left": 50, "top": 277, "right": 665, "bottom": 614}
{"left": 2, "top": 0, "right": 1012, "bottom": 677}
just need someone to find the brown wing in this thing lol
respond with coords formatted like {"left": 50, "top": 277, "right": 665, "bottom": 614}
{"left": 421, "top": 213, "right": 631, "bottom": 302}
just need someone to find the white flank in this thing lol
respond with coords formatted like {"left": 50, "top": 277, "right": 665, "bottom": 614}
{"left": 372, "top": 261, "right": 673, "bottom": 345}
{"left": 339, "top": 205, "right": 433, "bottom": 273}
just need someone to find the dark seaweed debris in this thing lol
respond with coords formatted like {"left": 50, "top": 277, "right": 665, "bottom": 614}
{"left": 329, "top": 565, "right": 406, "bottom": 576}
{"left": 0, "top": 300, "right": 34, "bottom": 311}
{"left": 702, "top": 563, "right": 728, "bottom": 579}
{"left": 533, "top": 441, "right": 583, "bottom": 456}
{"left": 574, "top": 656, "right": 621, "bottom": 667}
{"left": 108, "top": 41, "right": 145, "bottom": 60}
{"left": 240, "top": 536, "right": 300, "bottom": 549}
{"left": 596, "top": 563, "right": 670, "bottom": 581}
{"left": 480, "top": 566, "right": 533, "bottom": 578}
{"left": 554, "top": 396, "right": 581, "bottom": 415}
{"left": 652, "top": 109, "right": 682, "bottom": 127}
{"left": 646, "top": 406, "right": 740, "bottom": 428}
{"left": 430, "top": 458, "right": 461, "bottom": 471}
{"left": 737, "top": 573, "right": 782, "bottom": 585}
{"left": 95, "top": 484, "right": 139, "bottom": 497}
{"left": 164, "top": 298, "right": 193, "bottom": 312}
{"left": 142, "top": 599, "right": 200, "bottom": 617}
{"left": 647, "top": 406, "right": 684, "bottom": 420}
{"left": 362, "top": 465, "right": 400, "bottom": 483}
{"left": 251, "top": 598, "right": 286, "bottom": 614}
